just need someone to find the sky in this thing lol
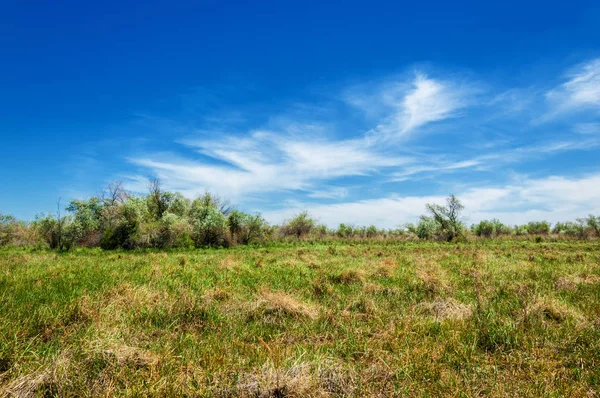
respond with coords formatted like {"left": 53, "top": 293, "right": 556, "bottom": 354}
{"left": 1, "top": 0, "right": 600, "bottom": 228}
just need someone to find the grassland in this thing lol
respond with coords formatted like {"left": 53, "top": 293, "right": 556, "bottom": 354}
{"left": 1, "top": 240, "right": 599, "bottom": 397}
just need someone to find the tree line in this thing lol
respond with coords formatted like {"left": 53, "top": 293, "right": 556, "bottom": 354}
{"left": 1, "top": 183, "right": 599, "bottom": 250}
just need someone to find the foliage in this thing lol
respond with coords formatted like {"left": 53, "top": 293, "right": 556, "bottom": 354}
{"left": 281, "top": 211, "right": 315, "bottom": 238}
{"left": 336, "top": 223, "right": 354, "bottom": 238}
{"left": 32, "top": 213, "right": 76, "bottom": 250}
{"left": 553, "top": 220, "right": 588, "bottom": 238}
{"left": 472, "top": 219, "right": 512, "bottom": 238}
{"left": 586, "top": 214, "right": 600, "bottom": 237}
{"left": 0, "top": 213, "right": 18, "bottom": 246}
{"left": 526, "top": 221, "right": 551, "bottom": 235}
{"left": 423, "top": 195, "right": 465, "bottom": 241}
{"left": 3, "top": 186, "right": 600, "bottom": 251}
{"left": 189, "top": 204, "right": 227, "bottom": 247}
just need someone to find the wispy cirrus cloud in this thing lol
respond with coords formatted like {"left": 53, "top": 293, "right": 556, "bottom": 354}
{"left": 400, "top": 73, "right": 472, "bottom": 133}
{"left": 545, "top": 58, "right": 600, "bottom": 118}
{"left": 355, "top": 72, "right": 480, "bottom": 141}
{"left": 128, "top": 130, "right": 411, "bottom": 199}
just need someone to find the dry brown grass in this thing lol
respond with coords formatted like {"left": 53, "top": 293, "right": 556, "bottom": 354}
{"left": 332, "top": 269, "right": 365, "bottom": 284}
{"left": 101, "top": 344, "right": 160, "bottom": 368}
{"left": 0, "top": 353, "right": 70, "bottom": 398}
{"left": 216, "top": 360, "right": 355, "bottom": 398}
{"left": 526, "top": 297, "right": 586, "bottom": 325}
{"left": 373, "top": 259, "right": 398, "bottom": 278}
{"left": 204, "top": 287, "right": 231, "bottom": 302}
{"left": 251, "top": 290, "right": 320, "bottom": 320}
{"left": 416, "top": 298, "right": 473, "bottom": 321}
{"left": 554, "top": 274, "right": 600, "bottom": 291}
{"left": 219, "top": 255, "right": 240, "bottom": 270}
{"left": 416, "top": 263, "right": 452, "bottom": 295}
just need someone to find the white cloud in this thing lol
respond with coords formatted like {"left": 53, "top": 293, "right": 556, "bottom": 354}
{"left": 389, "top": 159, "right": 481, "bottom": 181}
{"left": 261, "top": 173, "right": 600, "bottom": 228}
{"left": 128, "top": 130, "right": 410, "bottom": 199}
{"left": 545, "top": 58, "right": 600, "bottom": 116}
{"left": 348, "top": 72, "right": 477, "bottom": 141}
{"left": 307, "top": 187, "right": 349, "bottom": 199}
{"left": 400, "top": 73, "right": 469, "bottom": 133}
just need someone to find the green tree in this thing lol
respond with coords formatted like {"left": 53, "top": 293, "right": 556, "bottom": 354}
{"left": 425, "top": 195, "right": 465, "bottom": 242}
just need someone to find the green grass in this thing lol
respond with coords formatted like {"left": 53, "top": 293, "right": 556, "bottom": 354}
{"left": 1, "top": 240, "right": 599, "bottom": 396}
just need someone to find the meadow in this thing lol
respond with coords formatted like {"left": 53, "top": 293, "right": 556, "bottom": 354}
{"left": 1, "top": 239, "right": 599, "bottom": 397}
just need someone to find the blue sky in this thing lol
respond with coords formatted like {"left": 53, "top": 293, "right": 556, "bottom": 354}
{"left": 1, "top": 0, "right": 600, "bottom": 227}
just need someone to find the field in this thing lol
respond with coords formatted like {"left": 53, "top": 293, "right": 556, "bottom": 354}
{"left": 1, "top": 240, "right": 599, "bottom": 397}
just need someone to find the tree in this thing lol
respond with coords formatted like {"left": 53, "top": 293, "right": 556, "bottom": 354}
{"left": 586, "top": 215, "right": 600, "bottom": 237}
{"left": 527, "top": 221, "right": 551, "bottom": 235}
{"left": 66, "top": 197, "right": 103, "bottom": 245}
{"left": 146, "top": 178, "right": 174, "bottom": 220}
{"left": 425, "top": 195, "right": 465, "bottom": 242}
{"left": 0, "top": 213, "right": 18, "bottom": 246}
{"left": 102, "top": 181, "right": 128, "bottom": 207}
{"left": 281, "top": 212, "right": 315, "bottom": 239}
{"left": 196, "top": 192, "right": 234, "bottom": 216}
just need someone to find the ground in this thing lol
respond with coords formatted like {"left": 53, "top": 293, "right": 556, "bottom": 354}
{"left": 1, "top": 240, "right": 599, "bottom": 397}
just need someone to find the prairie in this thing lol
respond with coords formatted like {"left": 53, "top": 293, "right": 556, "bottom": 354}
{"left": 1, "top": 240, "right": 599, "bottom": 397}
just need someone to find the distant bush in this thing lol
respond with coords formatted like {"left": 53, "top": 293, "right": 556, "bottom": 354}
{"left": 553, "top": 220, "right": 588, "bottom": 239}
{"left": 527, "top": 221, "right": 551, "bottom": 235}
{"left": 227, "top": 211, "right": 268, "bottom": 245}
{"left": 366, "top": 225, "right": 378, "bottom": 238}
{"left": 472, "top": 219, "right": 512, "bottom": 238}
{"left": 407, "top": 195, "right": 466, "bottom": 241}
{"left": 0, "top": 213, "right": 19, "bottom": 246}
{"left": 281, "top": 212, "right": 315, "bottom": 239}
{"left": 33, "top": 213, "right": 77, "bottom": 250}
{"left": 100, "top": 197, "right": 148, "bottom": 249}
{"left": 336, "top": 223, "right": 354, "bottom": 238}
{"left": 158, "top": 213, "right": 194, "bottom": 248}
{"left": 189, "top": 202, "right": 227, "bottom": 247}
{"left": 514, "top": 225, "right": 529, "bottom": 236}
{"left": 586, "top": 215, "right": 600, "bottom": 237}
{"left": 66, "top": 198, "right": 103, "bottom": 246}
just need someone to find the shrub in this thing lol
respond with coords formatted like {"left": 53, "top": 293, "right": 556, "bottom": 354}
{"left": 527, "top": 221, "right": 551, "bottom": 235}
{"left": 586, "top": 215, "right": 600, "bottom": 237}
{"left": 189, "top": 204, "right": 227, "bottom": 247}
{"left": 281, "top": 212, "right": 315, "bottom": 239}
{"left": 514, "top": 225, "right": 529, "bottom": 236}
{"left": 472, "top": 219, "right": 511, "bottom": 238}
{"left": 66, "top": 198, "right": 103, "bottom": 246}
{"left": 146, "top": 179, "right": 175, "bottom": 221}
{"left": 336, "top": 223, "right": 354, "bottom": 238}
{"left": 167, "top": 193, "right": 191, "bottom": 217}
{"left": 226, "top": 211, "right": 268, "bottom": 245}
{"left": 33, "top": 213, "right": 76, "bottom": 250}
{"left": 0, "top": 213, "right": 18, "bottom": 246}
{"left": 473, "top": 220, "right": 495, "bottom": 238}
{"left": 100, "top": 197, "right": 148, "bottom": 249}
{"left": 553, "top": 220, "right": 588, "bottom": 239}
{"left": 158, "top": 213, "right": 193, "bottom": 248}
{"left": 424, "top": 195, "right": 465, "bottom": 242}
{"left": 415, "top": 216, "right": 438, "bottom": 240}
{"left": 240, "top": 213, "right": 268, "bottom": 245}
{"left": 366, "top": 225, "right": 378, "bottom": 238}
